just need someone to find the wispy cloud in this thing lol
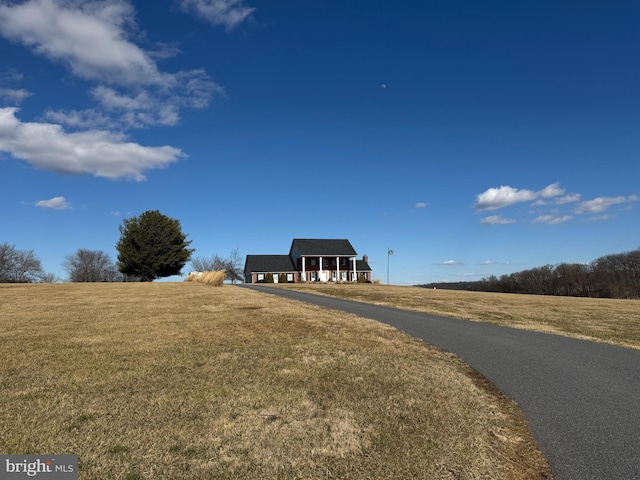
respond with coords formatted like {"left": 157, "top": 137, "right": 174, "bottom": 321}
{"left": 532, "top": 214, "right": 572, "bottom": 225}
{"left": 575, "top": 195, "right": 638, "bottom": 214}
{"left": 0, "top": 107, "right": 184, "bottom": 180}
{"left": 179, "top": 0, "right": 255, "bottom": 30}
{"left": 0, "top": 69, "right": 32, "bottom": 105}
{"left": 584, "top": 215, "right": 610, "bottom": 222}
{"left": 36, "top": 196, "right": 70, "bottom": 209}
{"left": 440, "top": 260, "right": 465, "bottom": 266}
{"left": 556, "top": 193, "right": 581, "bottom": 204}
{"left": 415, "top": 202, "right": 428, "bottom": 208}
{"left": 0, "top": 87, "right": 32, "bottom": 105}
{"left": 480, "top": 215, "right": 516, "bottom": 225}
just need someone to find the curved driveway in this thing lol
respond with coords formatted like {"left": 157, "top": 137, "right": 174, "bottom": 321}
{"left": 241, "top": 285, "right": 640, "bottom": 480}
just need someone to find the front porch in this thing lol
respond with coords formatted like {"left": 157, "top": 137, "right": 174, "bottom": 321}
{"left": 298, "top": 255, "right": 358, "bottom": 282}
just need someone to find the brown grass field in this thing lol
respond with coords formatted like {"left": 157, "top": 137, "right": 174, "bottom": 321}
{"left": 0, "top": 282, "right": 552, "bottom": 479}
{"left": 274, "top": 283, "right": 640, "bottom": 350}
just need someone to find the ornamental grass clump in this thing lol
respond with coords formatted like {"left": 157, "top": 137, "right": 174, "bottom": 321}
{"left": 185, "top": 270, "right": 225, "bottom": 286}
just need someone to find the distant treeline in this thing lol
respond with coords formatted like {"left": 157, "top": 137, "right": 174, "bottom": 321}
{"left": 418, "top": 249, "right": 640, "bottom": 299}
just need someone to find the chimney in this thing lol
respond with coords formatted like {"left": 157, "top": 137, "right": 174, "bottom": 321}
{"left": 363, "top": 254, "right": 369, "bottom": 264}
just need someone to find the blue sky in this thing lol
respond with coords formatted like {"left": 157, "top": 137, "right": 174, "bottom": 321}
{"left": 1, "top": 0, "right": 639, "bottom": 285}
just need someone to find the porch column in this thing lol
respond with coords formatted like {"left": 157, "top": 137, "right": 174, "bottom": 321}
{"left": 302, "top": 257, "right": 306, "bottom": 282}
{"left": 352, "top": 257, "right": 356, "bottom": 282}
{"left": 336, "top": 256, "right": 340, "bottom": 282}
{"left": 319, "top": 256, "right": 323, "bottom": 282}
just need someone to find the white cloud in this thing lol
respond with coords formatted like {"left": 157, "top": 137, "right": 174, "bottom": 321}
{"left": 575, "top": 195, "right": 638, "bottom": 214}
{"left": 538, "top": 182, "right": 564, "bottom": 198}
{"left": 475, "top": 185, "right": 537, "bottom": 210}
{"left": 475, "top": 182, "right": 637, "bottom": 226}
{"left": 415, "top": 202, "right": 428, "bottom": 208}
{"left": 532, "top": 215, "right": 572, "bottom": 225}
{"left": 0, "top": 0, "right": 161, "bottom": 86}
{"left": 0, "top": 107, "right": 184, "bottom": 180}
{"left": 36, "top": 196, "right": 70, "bottom": 209}
{"left": 0, "top": 0, "right": 222, "bottom": 129}
{"left": 179, "top": 0, "right": 255, "bottom": 30}
{"left": 475, "top": 182, "right": 570, "bottom": 211}
{"left": 480, "top": 215, "right": 516, "bottom": 225}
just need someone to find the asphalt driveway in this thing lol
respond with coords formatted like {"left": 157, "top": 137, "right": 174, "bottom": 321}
{"left": 241, "top": 285, "right": 640, "bottom": 480}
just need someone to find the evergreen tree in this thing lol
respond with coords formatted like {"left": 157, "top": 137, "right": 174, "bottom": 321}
{"left": 116, "top": 210, "right": 194, "bottom": 281}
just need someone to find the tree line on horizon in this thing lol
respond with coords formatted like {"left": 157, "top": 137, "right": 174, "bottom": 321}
{"left": 419, "top": 248, "right": 640, "bottom": 299}
{"left": 1, "top": 210, "right": 243, "bottom": 284}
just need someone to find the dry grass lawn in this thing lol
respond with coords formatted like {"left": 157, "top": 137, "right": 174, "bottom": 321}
{"left": 274, "top": 284, "right": 640, "bottom": 350}
{"left": 0, "top": 283, "right": 551, "bottom": 479}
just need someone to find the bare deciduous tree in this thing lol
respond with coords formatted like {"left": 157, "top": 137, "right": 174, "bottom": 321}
{"left": 63, "top": 249, "right": 121, "bottom": 282}
{"left": 466, "top": 248, "right": 640, "bottom": 299}
{"left": 0, "top": 242, "right": 46, "bottom": 283}
{"left": 225, "top": 248, "right": 244, "bottom": 284}
{"left": 40, "top": 272, "right": 60, "bottom": 283}
{"left": 190, "top": 254, "right": 227, "bottom": 272}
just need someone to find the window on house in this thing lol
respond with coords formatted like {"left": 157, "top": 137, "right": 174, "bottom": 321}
{"left": 310, "top": 258, "right": 317, "bottom": 266}
{"left": 287, "top": 274, "right": 294, "bottom": 282}
{"left": 323, "top": 259, "right": 328, "bottom": 267}
{"left": 331, "top": 258, "right": 336, "bottom": 266}
{"left": 340, "top": 258, "right": 347, "bottom": 266}
{"left": 257, "top": 274, "right": 264, "bottom": 281}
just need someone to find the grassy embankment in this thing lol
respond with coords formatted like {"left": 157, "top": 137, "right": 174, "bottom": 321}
{"left": 0, "top": 283, "right": 551, "bottom": 479}
{"left": 273, "top": 283, "right": 640, "bottom": 350}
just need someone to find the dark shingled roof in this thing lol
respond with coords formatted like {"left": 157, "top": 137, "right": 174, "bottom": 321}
{"left": 244, "top": 255, "right": 296, "bottom": 273}
{"left": 356, "top": 259, "right": 371, "bottom": 271}
{"left": 290, "top": 239, "right": 357, "bottom": 256}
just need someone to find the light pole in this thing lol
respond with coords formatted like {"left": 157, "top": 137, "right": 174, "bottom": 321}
{"left": 387, "top": 248, "right": 393, "bottom": 285}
